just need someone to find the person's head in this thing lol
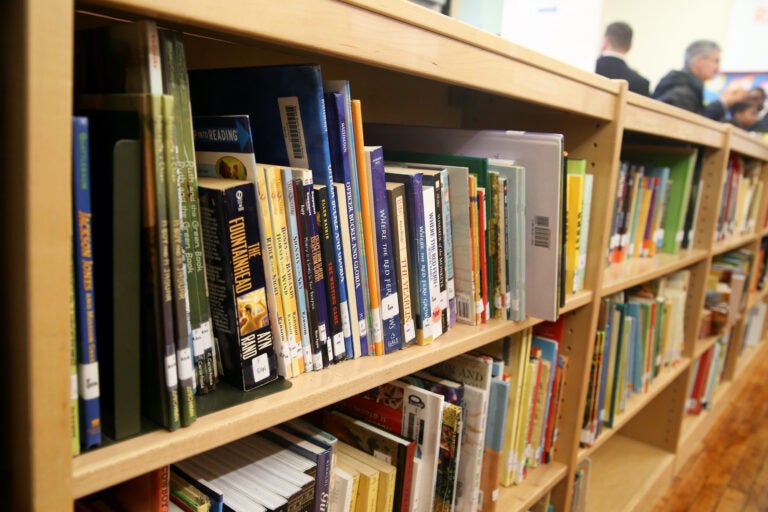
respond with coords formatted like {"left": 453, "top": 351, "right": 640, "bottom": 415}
{"left": 747, "top": 87, "right": 766, "bottom": 111}
{"left": 730, "top": 101, "right": 759, "bottom": 129}
{"left": 684, "top": 40, "right": 721, "bottom": 81}
{"left": 603, "top": 21, "right": 633, "bottom": 53}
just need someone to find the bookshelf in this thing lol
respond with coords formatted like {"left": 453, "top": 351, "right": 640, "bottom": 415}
{"left": 5, "top": 0, "right": 768, "bottom": 511}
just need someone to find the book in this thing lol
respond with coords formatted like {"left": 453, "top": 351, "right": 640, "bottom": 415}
{"left": 69, "top": 262, "right": 80, "bottom": 457}
{"left": 429, "top": 353, "right": 494, "bottom": 512}
{"left": 384, "top": 167, "right": 434, "bottom": 345}
{"left": 565, "top": 158, "right": 586, "bottom": 296}
{"left": 189, "top": 63, "right": 352, "bottom": 368}
{"left": 159, "top": 30, "right": 216, "bottom": 395}
{"left": 72, "top": 115, "right": 102, "bottom": 450}
{"left": 327, "top": 90, "right": 366, "bottom": 358}
{"left": 479, "top": 371, "right": 510, "bottom": 512}
{"left": 336, "top": 448, "right": 380, "bottom": 512}
{"left": 293, "top": 168, "right": 332, "bottom": 369}
{"left": 284, "top": 168, "right": 315, "bottom": 371}
{"left": 197, "top": 177, "right": 279, "bottom": 390}
{"left": 366, "top": 124, "right": 565, "bottom": 321}
{"left": 262, "top": 164, "right": 304, "bottom": 375}
{"left": 421, "top": 170, "right": 449, "bottom": 331}
{"left": 160, "top": 95, "right": 197, "bottom": 427}
{"left": 386, "top": 181, "right": 417, "bottom": 348}
{"left": 365, "top": 146, "right": 403, "bottom": 353}
{"left": 335, "top": 380, "right": 444, "bottom": 512}
{"left": 316, "top": 184, "right": 348, "bottom": 363}
{"left": 193, "top": 114, "right": 293, "bottom": 378}
{"left": 77, "top": 93, "right": 180, "bottom": 430}
{"left": 322, "top": 409, "right": 416, "bottom": 512}
{"left": 423, "top": 184, "right": 445, "bottom": 337}
{"left": 337, "top": 442, "right": 397, "bottom": 512}
{"left": 477, "top": 186, "right": 489, "bottom": 323}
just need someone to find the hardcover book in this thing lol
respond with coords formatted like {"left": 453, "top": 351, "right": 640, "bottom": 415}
{"left": 197, "top": 177, "right": 279, "bottom": 390}
{"left": 386, "top": 181, "right": 417, "bottom": 348}
{"left": 77, "top": 94, "right": 180, "bottom": 430}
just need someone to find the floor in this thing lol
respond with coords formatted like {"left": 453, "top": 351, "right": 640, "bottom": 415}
{"left": 651, "top": 348, "right": 768, "bottom": 512}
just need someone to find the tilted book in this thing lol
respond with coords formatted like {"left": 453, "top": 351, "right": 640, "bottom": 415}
{"left": 197, "top": 177, "right": 278, "bottom": 390}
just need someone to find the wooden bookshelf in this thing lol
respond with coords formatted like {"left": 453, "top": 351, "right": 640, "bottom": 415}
{"left": 6, "top": 0, "right": 768, "bottom": 511}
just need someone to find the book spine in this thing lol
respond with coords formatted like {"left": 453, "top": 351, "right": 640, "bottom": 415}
{"left": 294, "top": 172, "right": 328, "bottom": 370}
{"left": 469, "top": 176, "right": 482, "bottom": 325}
{"left": 198, "top": 179, "right": 278, "bottom": 390}
{"left": 163, "top": 30, "right": 216, "bottom": 392}
{"left": 478, "top": 187, "right": 489, "bottom": 323}
{"left": 326, "top": 91, "right": 368, "bottom": 358}
{"left": 425, "top": 174, "right": 448, "bottom": 332}
{"left": 440, "top": 169, "right": 457, "bottom": 328}
{"left": 283, "top": 168, "right": 314, "bottom": 372}
{"left": 69, "top": 264, "right": 80, "bottom": 457}
{"left": 424, "top": 186, "right": 444, "bottom": 338}
{"left": 369, "top": 148, "right": 402, "bottom": 353}
{"left": 316, "top": 185, "right": 347, "bottom": 363}
{"left": 334, "top": 182, "right": 362, "bottom": 359}
{"left": 73, "top": 116, "right": 101, "bottom": 450}
{"left": 265, "top": 166, "right": 304, "bottom": 375}
{"left": 146, "top": 94, "right": 180, "bottom": 431}
{"left": 387, "top": 183, "right": 416, "bottom": 347}
{"left": 254, "top": 166, "right": 293, "bottom": 378}
{"left": 161, "top": 95, "right": 196, "bottom": 427}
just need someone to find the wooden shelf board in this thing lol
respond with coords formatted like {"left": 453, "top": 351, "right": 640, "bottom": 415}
{"left": 601, "top": 250, "right": 708, "bottom": 297}
{"left": 71, "top": 316, "right": 540, "bottom": 498}
{"left": 578, "top": 359, "right": 690, "bottom": 462}
{"left": 562, "top": 289, "right": 594, "bottom": 314}
{"left": 730, "top": 128, "right": 768, "bottom": 161}
{"left": 496, "top": 462, "right": 568, "bottom": 511}
{"left": 694, "top": 334, "right": 721, "bottom": 360}
{"left": 79, "top": 0, "right": 618, "bottom": 120}
{"left": 711, "top": 233, "right": 758, "bottom": 256}
{"left": 587, "top": 435, "right": 676, "bottom": 512}
{"left": 623, "top": 93, "right": 725, "bottom": 148}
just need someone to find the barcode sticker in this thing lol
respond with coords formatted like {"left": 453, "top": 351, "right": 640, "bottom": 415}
{"left": 252, "top": 353, "right": 270, "bottom": 382}
{"left": 532, "top": 215, "right": 551, "bottom": 249}
{"left": 277, "top": 97, "right": 310, "bottom": 169}
{"left": 456, "top": 293, "right": 473, "bottom": 323}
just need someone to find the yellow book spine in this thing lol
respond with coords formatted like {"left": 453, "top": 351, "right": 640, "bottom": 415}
{"left": 565, "top": 174, "right": 584, "bottom": 295}
{"left": 255, "top": 165, "right": 292, "bottom": 378}
{"left": 264, "top": 165, "right": 304, "bottom": 375}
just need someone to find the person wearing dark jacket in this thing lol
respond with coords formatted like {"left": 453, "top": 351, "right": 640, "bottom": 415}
{"left": 595, "top": 22, "right": 650, "bottom": 96}
{"left": 653, "top": 40, "right": 747, "bottom": 121}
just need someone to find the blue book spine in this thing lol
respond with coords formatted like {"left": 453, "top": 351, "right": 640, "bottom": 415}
{"left": 325, "top": 91, "right": 367, "bottom": 357}
{"left": 439, "top": 169, "right": 457, "bottom": 327}
{"left": 596, "top": 311, "right": 612, "bottom": 436}
{"left": 369, "top": 147, "right": 402, "bottom": 353}
{"left": 385, "top": 170, "right": 433, "bottom": 345}
{"left": 626, "top": 302, "right": 644, "bottom": 393}
{"left": 72, "top": 116, "right": 101, "bottom": 450}
{"left": 282, "top": 168, "right": 313, "bottom": 371}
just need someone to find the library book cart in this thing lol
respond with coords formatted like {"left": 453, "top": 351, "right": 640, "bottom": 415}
{"left": 5, "top": 0, "right": 768, "bottom": 510}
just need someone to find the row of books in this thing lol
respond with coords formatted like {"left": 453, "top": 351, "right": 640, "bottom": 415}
{"left": 69, "top": 18, "right": 572, "bottom": 452}
{"left": 702, "top": 249, "right": 753, "bottom": 337}
{"left": 581, "top": 270, "right": 689, "bottom": 447}
{"left": 685, "top": 332, "right": 729, "bottom": 416}
{"left": 714, "top": 155, "right": 763, "bottom": 243}
{"left": 607, "top": 149, "right": 700, "bottom": 265}
{"left": 76, "top": 334, "right": 566, "bottom": 512}
{"left": 740, "top": 301, "right": 767, "bottom": 355}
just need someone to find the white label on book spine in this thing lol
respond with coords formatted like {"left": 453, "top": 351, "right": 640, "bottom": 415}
{"left": 372, "top": 308, "right": 383, "bottom": 343}
{"left": 78, "top": 362, "right": 100, "bottom": 400}
{"left": 70, "top": 374, "right": 78, "bottom": 400}
{"left": 318, "top": 323, "right": 327, "bottom": 343}
{"left": 440, "top": 290, "right": 448, "bottom": 310}
{"left": 358, "top": 318, "right": 367, "bottom": 338}
{"left": 404, "top": 319, "right": 416, "bottom": 341}
{"left": 381, "top": 293, "right": 400, "bottom": 321}
{"left": 191, "top": 327, "right": 205, "bottom": 360}
{"left": 447, "top": 278, "right": 455, "bottom": 299}
{"left": 288, "top": 335, "right": 300, "bottom": 360}
{"left": 676, "top": 230, "right": 684, "bottom": 243}
{"left": 252, "top": 353, "right": 271, "bottom": 381}
{"left": 277, "top": 97, "right": 310, "bottom": 169}
{"left": 578, "top": 253, "right": 587, "bottom": 269}
{"left": 340, "top": 300, "right": 352, "bottom": 338}
{"left": 303, "top": 346, "right": 314, "bottom": 372}
{"left": 176, "top": 348, "right": 193, "bottom": 380}
{"left": 332, "top": 332, "right": 345, "bottom": 357}
{"left": 165, "top": 354, "right": 178, "bottom": 388}
{"left": 620, "top": 233, "right": 629, "bottom": 247}
{"left": 373, "top": 449, "right": 393, "bottom": 465}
